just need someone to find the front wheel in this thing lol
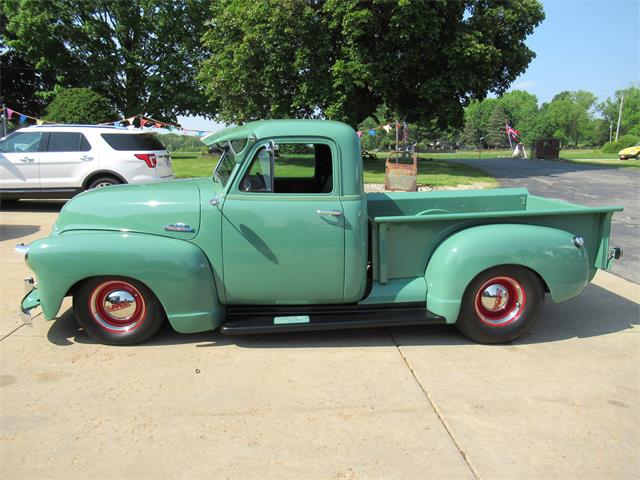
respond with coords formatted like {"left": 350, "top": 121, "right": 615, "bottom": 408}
{"left": 73, "top": 277, "right": 165, "bottom": 345}
{"left": 456, "top": 266, "right": 544, "bottom": 344}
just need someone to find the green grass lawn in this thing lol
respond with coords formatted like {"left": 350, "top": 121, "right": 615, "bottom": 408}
{"left": 170, "top": 151, "right": 498, "bottom": 188}
{"left": 417, "top": 148, "right": 638, "bottom": 169}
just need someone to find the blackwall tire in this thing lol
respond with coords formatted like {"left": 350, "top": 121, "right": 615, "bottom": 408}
{"left": 455, "top": 266, "right": 544, "bottom": 344}
{"left": 86, "top": 177, "right": 121, "bottom": 189}
{"left": 73, "top": 277, "right": 165, "bottom": 345}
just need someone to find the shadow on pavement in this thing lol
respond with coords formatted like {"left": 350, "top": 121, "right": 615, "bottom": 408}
{"left": 0, "top": 224, "right": 40, "bottom": 241}
{"left": 46, "top": 285, "right": 638, "bottom": 349}
{"left": 1, "top": 199, "right": 66, "bottom": 213}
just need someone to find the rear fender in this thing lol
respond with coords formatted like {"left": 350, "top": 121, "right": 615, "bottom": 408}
{"left": 26, "top": 232, "right": 224, "bottom": 333}
{"left": 424, "top": 224, "right": 589, "bottom": 323}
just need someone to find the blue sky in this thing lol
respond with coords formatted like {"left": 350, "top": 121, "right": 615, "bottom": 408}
{"left": 508, "top": 0, "right": 639, "bottom": 103}
{"left": 179, "top": 0, "right": 640, "bottom": 131}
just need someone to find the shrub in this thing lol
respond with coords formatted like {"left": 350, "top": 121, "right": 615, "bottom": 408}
{"left": 45, "top": 88, "right": 117, "bottom": 124}
{"left": 602, "top": 133, "right": 639, "bottom": 153}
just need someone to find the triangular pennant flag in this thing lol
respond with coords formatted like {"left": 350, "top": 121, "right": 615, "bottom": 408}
{"left": 382, "top": 124, "right": 391, "bottom": 134}
{"left": 126, "top": 116, "right": 136, "bottom": 125}
{"left": 19, "top": 114, "right": 27, "bottom": 124}
{"left": 6, "top": 108, "right": 14, "bottom": 119}
{"left": 140, "top": 118, "right": 149, "bottom": 127}
{"left": 155, "top": 122, "right": 163, "bottom": 128}
{"left": 356, "top": 131, "right": 362, "bottom": 137}
{"left": 37, "top": 119, "right": 44, "bottom": 125}
{"left": 368, "top": 129, "right": 376, "bottom": 136}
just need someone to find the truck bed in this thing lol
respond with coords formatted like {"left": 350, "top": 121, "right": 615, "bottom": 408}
{"left": 366, "top": 188, "right": 623, "bottom": 283}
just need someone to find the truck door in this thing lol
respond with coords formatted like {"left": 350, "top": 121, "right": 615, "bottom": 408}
{"left": 221, "top": 140, "right": 345, "bottom": 304}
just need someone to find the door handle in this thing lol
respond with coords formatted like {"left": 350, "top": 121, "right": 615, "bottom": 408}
{"left": 316, "top": 209, "right": 342, "bottom": 217}
{"left": 19, "top": 157, "right": 34, "bottom": 162}
{"left": 80, "top": 155, "right": 94, "bottom": 161}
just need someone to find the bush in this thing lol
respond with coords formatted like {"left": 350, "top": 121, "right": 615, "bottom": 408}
{"left": 602, "top": 133, "right": 639, "bottom": 153}
{"left": 45, "top": 88, "right": 117, "bottom": 124}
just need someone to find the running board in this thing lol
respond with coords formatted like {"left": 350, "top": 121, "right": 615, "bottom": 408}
{"left": 220, "top": 304, "right": 444, "bottom": 335}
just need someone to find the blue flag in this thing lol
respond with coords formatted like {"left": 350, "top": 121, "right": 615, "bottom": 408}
{"left": 19, "top": 114, "right": 27, "bottom": 124}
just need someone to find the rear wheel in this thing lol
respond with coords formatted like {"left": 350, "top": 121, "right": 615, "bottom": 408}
{"left": 73, "top": 277, "right": 165, "bottom": 345}
{"left": 86, "top": 176, "right": 122, "bottom": 190}
{"left": 456, "top": 266, "right": 544, "bottom": 344}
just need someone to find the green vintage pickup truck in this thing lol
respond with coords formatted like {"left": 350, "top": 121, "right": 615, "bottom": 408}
{"left": 18, "top": 120, "right": 623, "bottom": 345}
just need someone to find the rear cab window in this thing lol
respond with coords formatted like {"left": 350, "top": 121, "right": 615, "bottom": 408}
{"left": 101, "top": 134, "right": 166, "bottom": 151}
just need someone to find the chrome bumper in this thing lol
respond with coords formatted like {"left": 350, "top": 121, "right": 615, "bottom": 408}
{"left": 20, "top": 277, "right": 39, "bottom": 326}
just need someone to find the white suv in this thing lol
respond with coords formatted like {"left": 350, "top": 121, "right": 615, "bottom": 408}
{"left": 0, "top": 125, "right": 175, "bottom": 199}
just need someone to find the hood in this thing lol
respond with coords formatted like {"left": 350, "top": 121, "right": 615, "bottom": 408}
{"left": 53, "top": 179, "right": 202, "bottom": 240}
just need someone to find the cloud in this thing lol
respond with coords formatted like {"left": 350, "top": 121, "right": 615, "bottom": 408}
{"left": 511, "top": 80, "right": 535, "bottom": 90}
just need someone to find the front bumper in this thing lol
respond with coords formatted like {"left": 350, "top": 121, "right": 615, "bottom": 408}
{"left": 20, "top": 278, "right": 41, "bottom": 325}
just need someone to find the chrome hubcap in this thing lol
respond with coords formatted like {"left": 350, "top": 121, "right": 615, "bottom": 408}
{"left": 474, "top": 276, "right": 526, "bottom": 327}
{"left": 103, "top": 290, "right": 137, "bottom": 320}
{"left": 480, "top": 284, "right": 509, "bottom": 312}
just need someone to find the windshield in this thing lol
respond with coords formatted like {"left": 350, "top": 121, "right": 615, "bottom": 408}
{"left": 213, "top": 143, "right": 236, "bottom": 187}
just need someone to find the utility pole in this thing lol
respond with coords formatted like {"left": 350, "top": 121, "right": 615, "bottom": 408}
{"left": 395, "top": 121, "right": 399, "bottom": 151}
{"left": 609, "top": 121, "right": 613, "bottom": 143}
{"left": 1, "top": 104, "right": 6, "bottom": 138}
{"left": 615, "top": 93, "right": 624, "bottom": 142}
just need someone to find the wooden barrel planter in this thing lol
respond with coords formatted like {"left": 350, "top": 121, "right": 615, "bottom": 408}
{"left": 384, "top": 150, "right": 418, "bottom": 192}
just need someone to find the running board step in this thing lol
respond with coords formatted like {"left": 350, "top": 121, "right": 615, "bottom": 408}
{"left": 219, "top": 307, "right": 444, "bottom": 335}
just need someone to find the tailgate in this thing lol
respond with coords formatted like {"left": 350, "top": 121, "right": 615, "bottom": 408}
{"left": 154, "top": 151, "right": 174, "bottom": 177}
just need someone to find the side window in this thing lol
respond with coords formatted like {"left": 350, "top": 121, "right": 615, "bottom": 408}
{"left": 239, "top": 146, "right": 273, "bottom": 192}
{"left": 47, "top": 132, "right": 91, "bottom": 152}
{"left": 0, "top": 132, "right": 43, "bottom": 153}
{"left": 239, "top": 142, "right": 333, "bottom": 194}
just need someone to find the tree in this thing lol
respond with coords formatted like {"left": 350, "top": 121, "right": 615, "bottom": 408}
{"left": 462, "top": 98, "right": 499, "bottom": 147}
{"left": 2, "top": 0, "right": 211, "bottom": 121}
{"left": 0, "top": 10, "right": 56, "bottom": 117}
{"left": 537, "top": 91, "right": 597, "bottom": 147}
{"left": 498, "top": 90, "right": 538, "bottom": 143}
{"left": 199, "top": 0, "right": 545, "bottom": 127}
{"left": 485, "top": 105, "right": 509, "bottom": 148}
{"left": 44, "top": 88, "right": 117, "bottom": 124}
{"left": 599, "top": 87, "right": 640, "bottom": 139}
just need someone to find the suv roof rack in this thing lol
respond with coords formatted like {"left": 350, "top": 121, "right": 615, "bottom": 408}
{"left": 26, "top": 124, "right": 118, "bottom": 129}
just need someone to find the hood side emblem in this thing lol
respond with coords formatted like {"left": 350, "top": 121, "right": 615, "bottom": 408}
{"left": 164, "top": 222, "right": 195, "bottom": 233}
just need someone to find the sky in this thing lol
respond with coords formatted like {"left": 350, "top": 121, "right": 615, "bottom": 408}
{"left": 179, "top": 0, "right": 640, "bottom": 131}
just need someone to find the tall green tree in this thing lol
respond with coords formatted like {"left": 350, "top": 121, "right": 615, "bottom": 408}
{"left": 485, "top": 105, "right": 509, "bottom": 148}
{"left": 199, "top": 0, "right": 545, "bottom": 127}
{"left": 537, "top": 91, "right": 597, "bottom": 147}
{"left": 2, "top": 0, "right": 211, "bottom": 121}
{"left": 0, "top": 10, "right": 56, "bottom": 116}
{"left": 462, "top": 98, "right": 499, "bottom": 147}
{"left": 600, "top": 86, "right": 640, "bottom": 138}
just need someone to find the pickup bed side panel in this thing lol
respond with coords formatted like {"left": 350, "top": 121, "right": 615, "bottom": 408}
{"left": 425, "top": 224, "right": 589, "bottom": 323}
{"left": 26, "top": 232, "right": 224, "bottom": 333}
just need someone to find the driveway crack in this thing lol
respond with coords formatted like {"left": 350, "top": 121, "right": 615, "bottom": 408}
{"left": 388, "top": 328, "right": 481, "bottom": 480}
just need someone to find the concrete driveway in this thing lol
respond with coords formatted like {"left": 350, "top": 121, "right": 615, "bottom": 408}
{"left": 442, "top": 157, "right": 640, "bottom": 284}
{"left": 1, "top": 202, "right": 639, "bottom": 479}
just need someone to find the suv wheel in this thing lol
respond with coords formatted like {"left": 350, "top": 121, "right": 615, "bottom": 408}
{"left": 87, "top": 176, "right": 122, "bottom": 189}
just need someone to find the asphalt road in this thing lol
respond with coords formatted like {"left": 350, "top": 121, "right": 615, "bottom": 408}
{"left": 443, "top": 157, "right": 640, "bottom": 284}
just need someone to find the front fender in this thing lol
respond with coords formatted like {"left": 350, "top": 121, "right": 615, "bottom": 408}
{"left": 26, "top": 231, "right": 224, "bottom": 334}
{"left": 425, "top": 224, "right": 589, "bottom": 323}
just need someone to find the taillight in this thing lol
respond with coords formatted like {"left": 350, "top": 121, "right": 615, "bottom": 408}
{"left": 134, "top": 153, "right": 157, "bottom": 168}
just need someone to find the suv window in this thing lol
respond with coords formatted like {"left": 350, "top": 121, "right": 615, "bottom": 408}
{"left": 101, "top": 133, "right": 165, "bottom": 151}
{"left": 46, "top": 132, "right": 92, "bottom": 152}
{"left": 0, "top": 132, "right": 43, "bottom": 153}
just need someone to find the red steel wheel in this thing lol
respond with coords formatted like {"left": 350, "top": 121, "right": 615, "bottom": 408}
{"left": 456, "top": 266, "right": 544, "bottom": 344}
{"left": 88, "top": 280, "right": 146, "bottom": 334}
{"left": 74, "top": 277, "right": 165, "bottom": 345}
